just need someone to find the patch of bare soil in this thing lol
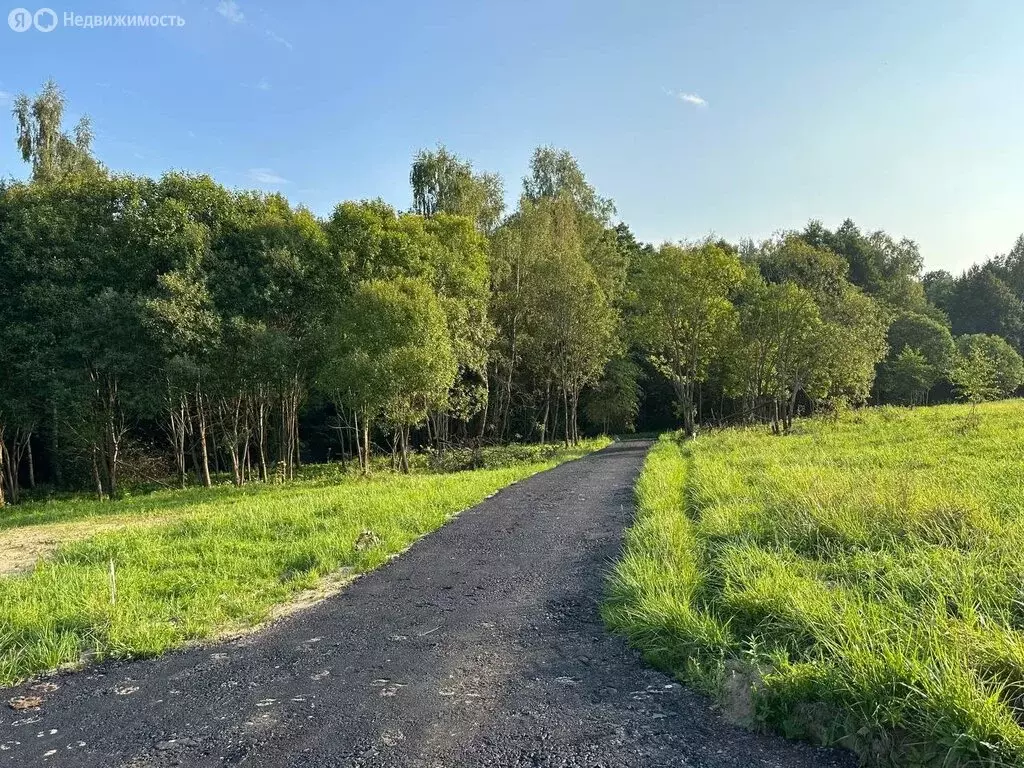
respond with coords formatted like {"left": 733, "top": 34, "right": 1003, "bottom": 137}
{"left": 0, "top": 518, "right": 169, "bottom": 576}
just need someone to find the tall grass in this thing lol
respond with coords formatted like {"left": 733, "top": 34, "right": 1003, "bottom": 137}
{"left": 0, "top": 439, "right": 607, "bottom": 686}
{"left": 605, "top": 403, "right": 1024, "bottom": 767}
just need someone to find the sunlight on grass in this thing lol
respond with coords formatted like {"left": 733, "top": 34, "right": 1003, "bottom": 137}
{"left": 0, "top": 439, "right": 607, "bottom": 686}
{"left": 605, "top": 403, "right": 1024, "bottom": 767}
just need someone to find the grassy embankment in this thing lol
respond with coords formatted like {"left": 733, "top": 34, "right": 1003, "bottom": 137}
{"left": 0, "top": 439, "right": 608, "bottom": 686}
{"left": 605, "top": 402, "right": 1024, "bottom": 767}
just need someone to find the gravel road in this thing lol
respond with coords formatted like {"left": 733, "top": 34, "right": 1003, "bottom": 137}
{"left": 0, "top": 440, "right": 853, "bottom": 767}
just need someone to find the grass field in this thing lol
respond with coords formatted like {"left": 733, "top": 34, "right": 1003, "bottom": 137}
{"left": 605, "top": 402, "right": 1024, "bottom": 767}
{"left": 0, "top": 439, "right": 607, "bottom": 686}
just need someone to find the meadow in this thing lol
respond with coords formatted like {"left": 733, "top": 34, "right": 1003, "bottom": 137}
{"left": 605, "top": 402, "right": 1024, "bottom": 767}
{"left": 0, "top": 439, "right": 607, "bottom": 686}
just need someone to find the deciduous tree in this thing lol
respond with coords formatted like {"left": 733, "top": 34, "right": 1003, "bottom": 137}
{"left": 631, "top": 242, "right": 743, "bottom": 436}
{"left": 13, "top": 80, "right": 101, "bottom": 182}
{"left": 955, "top": 334, "right": 1024, "bottom": 399}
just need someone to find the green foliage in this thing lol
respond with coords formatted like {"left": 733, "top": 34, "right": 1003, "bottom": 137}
{"left": 630, "top": 241, "right": 744, "bottom": 435}
{"left": 947, "top": 267, "right": 1024, "bottom": 351}
{"left": 425, "top": 437, "right": 610, "bottom": 473}
{"left": 752, "top": 233, "right": 850, "bottom": 301}
{"left": 523, "top": 146, "right": 614, "bottom": 222}
{"left": 726, "top": 270, "right": 887, "bottom": 430}
{"left": 318, "top": 278, "right": 457, "bottom": 469}
{"left": 322, "top": 200, "right": 492, "bottom": 427}
{"left": 820, "top": 285, "right": 890, "bottom": 404}
{"left": 2, "top": 80, "right": 1022, "bottom": 503}
{"left": 731, "top": 276, "right": 824, "bottom": 427}
{"left": 12, "top": 80, "right": 102, "bottom": 182}
{"left": 607, "top": 403, "right": 1024, "bottom": 766}
{"left": 880, "top": 312, "right": 956, "bottom": 402}
{"left": 922, "top": 269, "right": 956, "bottom": 312}
{"left": 952, "top": 334, "right": 1024, "bottom": 403}
{"left": 410, "top": 145, "right": 504, "bottom": 234}
{"left": 583, "top": 357, "right": 642, "bottom": 433}
{"left": 881, "top": 347, "right": 934, "bottom": 405}
{"left": 800, "top": 219, "right": 926, "bottom": 312}
{"left": 489, "top": 192, "right": 620, "bottom": 443}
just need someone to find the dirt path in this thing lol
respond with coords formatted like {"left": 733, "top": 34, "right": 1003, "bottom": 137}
{"left": 0, "top": 441, "right": 852, "bottom": 767}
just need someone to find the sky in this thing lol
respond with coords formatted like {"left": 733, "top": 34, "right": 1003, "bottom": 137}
{"left": 1, "top": 0, "right": 1023, "bottom": 273}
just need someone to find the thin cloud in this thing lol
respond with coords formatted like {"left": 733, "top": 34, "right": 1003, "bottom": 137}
{"left": 665, "top": 88, "right": 708, "bottom": 108}
{"left": 266, "top": 29, "right": 293, "bottom": 50}
{"left": 256, "top": 78, "right": 271, "bottom": 91}
{"left": 0, "top": 91, "right": 11, "bottom": 106}
{"left": 215, "top": 2, "right": 292, "bottom": 52}
{"left": 216, "top": 0, "right": 244, "bottom": 24}
{"left": 248, "top": 168, "right": 289, "bottom": 185}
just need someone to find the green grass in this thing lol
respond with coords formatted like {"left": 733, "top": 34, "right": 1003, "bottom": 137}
{"left": 0, "top": 438, "right": 607, "bottom": 686}
{"left": 605, "top": 402, "right": 1024, "bottom": 767}
{"left": 2, "top": 442, "right": 596, "bottom": 531}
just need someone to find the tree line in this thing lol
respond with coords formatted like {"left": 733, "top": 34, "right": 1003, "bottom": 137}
{"left": 1, "top": 81, "right": 1021, "bottom": 505}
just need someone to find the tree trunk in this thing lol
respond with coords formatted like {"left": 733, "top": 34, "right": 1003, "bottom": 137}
{"left": 106, "top": 435, "right": 119, "bottom": 498}
{"left": 785, "top": 386, "right": 799, "bottom": 432}
{"left": 675, "top": 379, "right": 695, "bottom": 438}
{"left": 569, "top": 389, "right": 580, "bottom": 446}
{"left": 51, "top": 400, "right": 63, "bottom": 489}
{"left": 0, "top": 430, "right": 5, "bottom": 507}
{"left": 362, "top": 419, "right": 371, "bottom": 475}
{"left": 565, "top": 391, "right": 573, "bottom": 444}
{"left": 0, "top": 428, "right": 7, "bottom": 507}
{"left": 5, "top": 429, "right": 35, "bottom": 504}
{"left": 196, "top": 391, "right": 212, "bottom": 488}
{"left": 170, "top": 395, "right": 187, "bottom": 489}
{"left": 26, "top": 436, "right": 35, "bottom": 489}
{"left": 498, "top": 357, "right": 517, "bottom": 442}
{"left": 338, "top": 408, "right": 348, "bottom": 471}
{"left": 400, "top": 425, "right": 411, "bottom": 473}
{"left": 352, "top": 410, "right": 363, "bottom": 474}
{"left": 279, "top": 396, "right": 289, "bottom": 479}
{"left": 540, "top": 381, "right": 552, "bottom": 446}
{"left": 278, "top": 379, "right": 301, "bottom": 481}
{"left": 476, "top": 369, "right": 490, "bottom": 439}
{"left": 229, "top": 443, "right": 241, "bottom": 486}
{"left": 256, "top": 390, "right": 269, "bottom": 482}
{"left": 1, "top": 434, "right": 20, "bottom": 505}
{"left": 91, "top": 444, "right": 104, "bottom": 501}
{"left": 220, "top": 395, "right": 246, "bottom": 487}
{"left": 291, "top": 388, "right": 301, "bottom": 474}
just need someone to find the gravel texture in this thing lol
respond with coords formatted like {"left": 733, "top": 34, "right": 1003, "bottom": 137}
{"left": 0, "top": 440, "right": 854, "bottom": 767}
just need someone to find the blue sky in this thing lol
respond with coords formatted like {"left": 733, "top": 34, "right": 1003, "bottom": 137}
{"left": 1, "top": 0, "right": 1023, "bottom": 273}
